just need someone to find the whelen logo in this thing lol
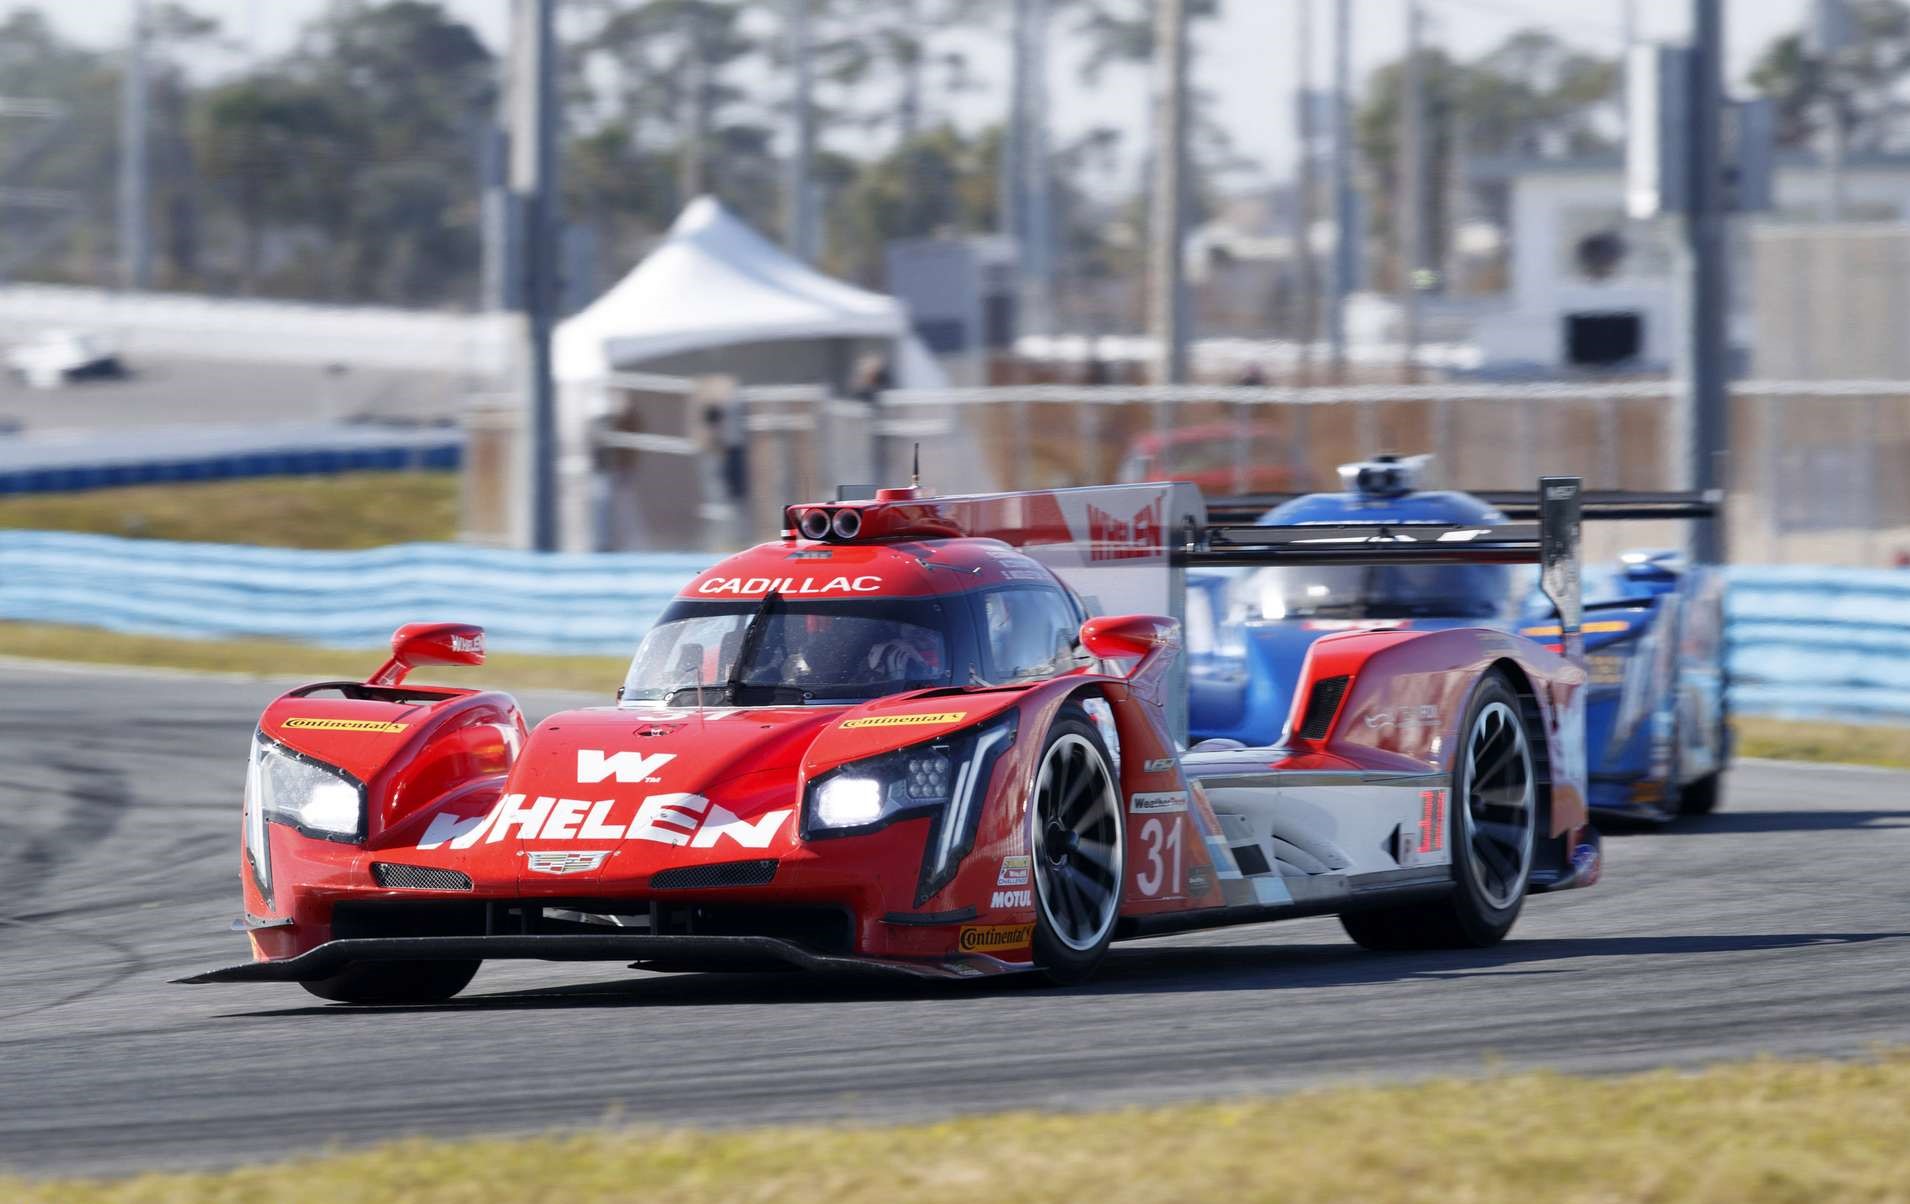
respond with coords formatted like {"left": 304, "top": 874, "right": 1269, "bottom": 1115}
{"left": 958, "top": 923, "right": 1034, "bottom": 953}
{"left": 1087, "top": 499, "right": 1163, "bottom": 561}
{"left": 415, "top": 793, "right": 790, "bottom": 851}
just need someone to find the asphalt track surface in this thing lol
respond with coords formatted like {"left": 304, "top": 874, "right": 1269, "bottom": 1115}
{"left": 3, "top": 661, "right": 1908, "bottom": 1176}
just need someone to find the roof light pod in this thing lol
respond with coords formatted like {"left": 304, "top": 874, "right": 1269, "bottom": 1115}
{"left": 798, "top": 508, "right": 833, "bottom": 541}
{"left": 831, "top": 508, "right": 863, "bottom": 541}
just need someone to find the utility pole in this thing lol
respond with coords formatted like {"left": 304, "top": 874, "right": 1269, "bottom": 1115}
{"left": 1397, "top": 0, "right": 1424, "bottom": 382}
{"left": 1150, "top": 0, "right": 1191, "bottom": 392}
{"left": 1293, "top": 0, "right": 1316, "bottom": 380}
{"left": 1000, "top": 0, "right": 1027, "bottom": 304}
{"left": 508, "top": 0, "right": 561, "bottom": 552}
{"left": 1019, "top": 0, "right": 1054, "bottom": 338}
{"left": 1685, "top": 0, "right": 1729, "bottom": 562}
{"left": 1812, "top": 0, "right": 1853, "bottom": 221}
{"left": 1327, "top": 0, "right": 1354, "bottom": 382}
{"left": 117, "top": 0, "right": 151, "bottom": 291}
{"left": 785, "top": 0, "right": 818, "bottom": 261}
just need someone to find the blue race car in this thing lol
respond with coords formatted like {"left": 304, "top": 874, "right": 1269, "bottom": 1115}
{"left": 1188, "top": 455, "right": 1728, "bottom": 823}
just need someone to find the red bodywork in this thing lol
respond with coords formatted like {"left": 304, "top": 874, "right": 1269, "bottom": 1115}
{"left": 225, "top": 483, "right": 1594, "bottom": 982}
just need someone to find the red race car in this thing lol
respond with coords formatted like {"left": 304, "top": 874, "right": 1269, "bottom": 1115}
{"left": 184, "top": 478, "right": 1600, "bottom": 1003}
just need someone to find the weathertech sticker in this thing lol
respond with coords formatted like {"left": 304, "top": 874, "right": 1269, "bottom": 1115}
{"left": 1129, "top": 791, "right": 1188, "bottom": 814}
{"left": 958, "top": 923, "right": 1034, "bottom": 953}
{"left": 282, "top": 718, "right": 408, "bottom": 733}
{"left": 841, "top": 712, "right": 967, "bottom": 730}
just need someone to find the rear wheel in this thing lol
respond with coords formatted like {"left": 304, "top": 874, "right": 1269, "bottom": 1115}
{"left": 300, "top": 959, "right": 480, "bottom": 1005}
{"left": 1680, "top": 770, "right": 1722, "bottom": 815}
{"left": 1029, "top": 708, "right": 1123, "bottom": 985}
{"left": 1342, "top": 671, "right": 1537, "bottom": 951}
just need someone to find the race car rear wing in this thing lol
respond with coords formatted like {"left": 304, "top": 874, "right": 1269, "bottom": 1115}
{"left": 1205, "top": 488, "right": 1718, "bottom": 526}
{"left": 1177, "top": 476, "right": 1586, "bottom": 664}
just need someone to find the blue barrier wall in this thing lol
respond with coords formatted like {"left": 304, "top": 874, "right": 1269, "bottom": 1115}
{"left": 2, "top": 530, "right": 1905, "bottom": 720}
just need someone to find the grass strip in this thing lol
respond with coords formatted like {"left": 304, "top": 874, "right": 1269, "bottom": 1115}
{"left": 6, "top": 1054, "right": 1909, "bottom": 1203}
{"left": 1734, "top": 716, "right": 1910, "bottom": 770}
{"left": 0, "top": 472, "right": 459, "bottom": 548}
{"left": 0, "top": 622, "right": 623, "bottom": 694}
{"left": 4, "top": 623, "right": 1908, "bottom": 767}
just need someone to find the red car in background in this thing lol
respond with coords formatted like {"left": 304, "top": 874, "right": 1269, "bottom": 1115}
{"left": 185, "top": 479, "right": 1599, "bottom": 1004}
{"left": 1117, "top": 422, "right": 1308, "bottom": 495}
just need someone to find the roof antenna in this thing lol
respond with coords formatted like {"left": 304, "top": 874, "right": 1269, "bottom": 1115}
{"left": 911, "top": 442, "right": 920, "bottom": 488}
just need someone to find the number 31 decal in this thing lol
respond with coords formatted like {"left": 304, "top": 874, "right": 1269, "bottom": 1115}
{"left": 1135, "top": 815, "right": 1183, "bottom": 897}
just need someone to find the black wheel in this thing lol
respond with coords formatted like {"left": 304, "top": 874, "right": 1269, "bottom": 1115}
{"left": 300, "top": 959, "right": 480, "bottom": 1005}
{"left": 1680, "top": 770, "right": 1722, "bottom": 815}
{"left": 1342, "top": 671, "right": 1538, "bottom": 951}
{"left": 1029, "top": 707, "right": 1123, "bottom": 985}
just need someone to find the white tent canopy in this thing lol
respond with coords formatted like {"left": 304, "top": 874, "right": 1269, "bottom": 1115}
{"left": 555, "top": 196, "right": 943, "bottom": 387}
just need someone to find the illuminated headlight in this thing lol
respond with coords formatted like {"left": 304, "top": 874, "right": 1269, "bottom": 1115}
{"left": 245, "top": 732, "right": 366, "bottom": 846}
{"left": 803, "top": 713, "right": 1017, "bottom": 904}
{"left": 805, "top": 717, "right": 1013, "bottom": 831}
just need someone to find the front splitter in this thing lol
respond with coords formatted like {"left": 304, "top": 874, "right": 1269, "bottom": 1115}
{"left": 175, "top": 933, "right": 1011, "bottom": 984}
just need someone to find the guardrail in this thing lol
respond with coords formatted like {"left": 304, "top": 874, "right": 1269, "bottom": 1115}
{"left": 1725, "top": 567, "right": 1910, "bottom": 722}
{"left": 1, "top": 530, "right": 1904, "bottom": 721}
{"left": 0, "top": 424, "right": 462, "bottom": 495}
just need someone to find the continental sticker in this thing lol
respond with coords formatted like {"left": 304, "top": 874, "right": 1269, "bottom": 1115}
{"left": 841, "top": 711, "right": 967, "bottom": 730}
{"left": 958, "top": 923, "right": 1034, "bottom": 954}
{"left": 282, "top": 717, "right": 409, "bottom": 734}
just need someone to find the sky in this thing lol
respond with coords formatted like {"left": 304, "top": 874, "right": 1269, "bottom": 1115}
{"left": 5, "top": 0, "right": 1818, "bottom": 191}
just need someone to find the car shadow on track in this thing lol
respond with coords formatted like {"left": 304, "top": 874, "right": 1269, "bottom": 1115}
{"left": 1600, "top": 810, "right": 1910, "bottom": 836}
{"left": 219, "top": 929, "right": 1908, "bottom": 1018}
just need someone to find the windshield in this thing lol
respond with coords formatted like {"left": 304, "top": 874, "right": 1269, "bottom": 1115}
{"left": 1233, "top": 563, "right": 1514, "bottom": 621}
{"left": 622, "top": 596, "right": 960, "bottom": 705}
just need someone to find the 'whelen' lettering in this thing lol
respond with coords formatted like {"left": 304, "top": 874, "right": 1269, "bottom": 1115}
{"left": 696, "top": 575, "right": 882, "bottom": 596}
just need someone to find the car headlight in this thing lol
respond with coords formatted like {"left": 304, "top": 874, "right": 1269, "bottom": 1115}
{"left": 245, "top": 731, "right": 365, "bottom": 847}
{"left": 804, "top": 713, "right": 1017, "bottom": 905}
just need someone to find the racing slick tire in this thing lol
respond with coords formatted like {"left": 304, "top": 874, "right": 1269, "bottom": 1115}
{"left": 1680, "top": 770, "right": 1723, "bottom": 816}
{"left": 1029, "top": 706, "right": 1124, "bottom": 986}
{"left": 1341, "top": 671, "right": 1538, "bottom": 951}
{"left": 299, "top": 959, "right": 480, "bottom": 1005}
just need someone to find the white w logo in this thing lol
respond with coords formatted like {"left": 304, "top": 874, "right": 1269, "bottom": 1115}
{"left": 576, "top": 749, "right": 678, "bottom": 784}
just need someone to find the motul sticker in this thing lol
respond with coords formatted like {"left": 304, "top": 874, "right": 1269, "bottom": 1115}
{"left": 997, "top": 855, "right": 1031, "bottom": 887}
{"left": 1129, "top": 791, "right": 1188, "bottom": 814}
{"left": 841, "top": 712, "right": 967, "bottom": 729}
{"left": 958, "top": 923, "right": 1034, "bottom": 954}
{"left": 282, "top": 717, "right": 407, "bottom": 733}
{"left": 990, "top": 889, "right": 1032, "bottom": 909}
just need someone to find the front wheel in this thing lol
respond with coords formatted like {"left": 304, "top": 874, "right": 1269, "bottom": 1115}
{"left": 1029, "top": 707, "right": 1124, "bottom": 985}
{"left": 300, "top": 959, "right": 480, "bottom": 1005}
{"left": 1342, "top": 671, "right": 1538, "bottom": 951}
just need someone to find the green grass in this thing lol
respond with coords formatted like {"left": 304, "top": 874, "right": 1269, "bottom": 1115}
{"left": 0, "top": 472, "right": 459, "bottom": 548}
{"left": 7, "top": 1055, "right": 1910, "bottom": 1203}
{"left": 4, "top": 623, "right": 1909, "bottom": 767}
{"left": 0, "top": 622, "right": 624, "bottom": 694}
{"left": 1734, "top": 716, "right": 1910, "bottom": 771}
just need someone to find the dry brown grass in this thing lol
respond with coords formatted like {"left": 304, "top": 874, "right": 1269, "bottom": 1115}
{"left": 8, "top": 1055, "right": 1910, "bottom": 1203}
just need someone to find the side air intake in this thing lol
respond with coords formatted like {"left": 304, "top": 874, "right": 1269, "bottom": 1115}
{"left": 371, "top": 863, "right": 473, "bottom": 892}
{"left": 1297, "top": 675, "right": 1350, "bottom": 741}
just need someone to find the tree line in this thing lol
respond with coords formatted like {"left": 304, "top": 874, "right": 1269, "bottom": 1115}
{"left": 1, "top": 0, "right": 1901, "bottom": 315}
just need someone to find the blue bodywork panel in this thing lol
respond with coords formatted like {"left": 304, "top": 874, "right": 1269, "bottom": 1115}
{"left": 1187, "top": 483, "right": 1729, "bottom": 822}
